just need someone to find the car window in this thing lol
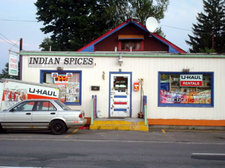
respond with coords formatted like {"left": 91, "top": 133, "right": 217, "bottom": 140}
{"left": 12, "top": 101, "right": 35, "bottom": 111}
{"left": 36, "top": 101, "right": 56, "bottom": 111}
{"left": 54, "top": 100, "right": 71, "bottom": 111}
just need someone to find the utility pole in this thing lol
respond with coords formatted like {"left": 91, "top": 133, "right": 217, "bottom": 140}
{"left": 20, "top": 38, "right": 23, "bottom": 51}
{"left": 19, "top": 38, "right": 23, "bottom": 80}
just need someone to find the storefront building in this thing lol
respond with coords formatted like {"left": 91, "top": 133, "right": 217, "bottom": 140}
{"left": 19, "top": 19, "right": 225, "bottom": 129}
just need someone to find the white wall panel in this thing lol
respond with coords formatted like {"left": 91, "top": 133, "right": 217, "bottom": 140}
{"left": 22, "top": 55, "right": 225, "bottom": 120}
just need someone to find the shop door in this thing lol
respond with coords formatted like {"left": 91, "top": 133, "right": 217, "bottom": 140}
{"left": 109, "top": 73, "right": 131, "bottom": 117}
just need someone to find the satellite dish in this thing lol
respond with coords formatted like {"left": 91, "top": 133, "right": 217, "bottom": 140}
{"left": 146, "top": 17, "right": 158, "bottom": 33}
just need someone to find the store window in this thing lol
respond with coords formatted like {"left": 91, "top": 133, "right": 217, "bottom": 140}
{"left": 121, "top": 40, "right": 142, "bottom": 51}
{"left": 40, "top": 70, "right": 81, "bottom": 105}
{"left": 158, "top": 72, "right": 213, "bottom": 107}
{"left": 118, "top": 35, "right": 144, "bottom": 51}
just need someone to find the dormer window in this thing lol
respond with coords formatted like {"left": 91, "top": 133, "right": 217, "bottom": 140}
{"left": 118, "top": 35, "right": 144, "bottom": 51}
{"left": 121, "top": 40, "right": 142, "bottom": 50}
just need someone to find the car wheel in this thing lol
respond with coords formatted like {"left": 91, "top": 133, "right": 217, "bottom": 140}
{"left": 50, "top": 120, "right": 67, "bottom": 135}
{"left": 0, "top": 124, "right": 5, "bottom": 133}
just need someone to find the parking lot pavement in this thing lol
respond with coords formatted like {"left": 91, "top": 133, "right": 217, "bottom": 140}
{"left": 1, "top": 128, "right": 224, "bottom": 144}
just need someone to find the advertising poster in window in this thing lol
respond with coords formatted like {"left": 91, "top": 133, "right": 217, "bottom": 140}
{"left": 42, "top": 71, "right": 81, "bottom": 105}
{"left": 51, "top": 72, "right": 80, "bottom": 104}
{"left": 159, "top": 73, "right": 212, "bottom": 106}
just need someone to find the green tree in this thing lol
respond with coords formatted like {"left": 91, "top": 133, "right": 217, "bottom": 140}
{"left": 131, "top": 0, "right": 169, "bottom": 23}
{"left": 0, "top": 63, "right": 19, "bottom": 79}
{"left": 35, "top": 0, "right": 169, "bottom": 51}
{"left": 186, "top": 0, "right": 225, "bottom": 53}
{"left": 107, "top": 0, "right": 168, "bottom": 35}
{"left": 39, "top": 37, "right": 54, "bottom": 51}
{"left": 35, "top": 0, "right": 116, "bottom": 51}
{"left": 104, "top": 0, "right": 132, "bottom": 27}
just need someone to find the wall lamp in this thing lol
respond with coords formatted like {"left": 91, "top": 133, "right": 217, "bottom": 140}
{"left": 182, "top": 68, "right": 190, "bottom": 73}
{"left": 118, "top": 55, "right": 123, "bottom": 66}
{"left": 57, "top": 67, "right": 63, "bottom": 71}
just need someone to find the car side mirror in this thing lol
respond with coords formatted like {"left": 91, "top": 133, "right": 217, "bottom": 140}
{"left": 10, "top": 108, "right": 15, "bottom": 112}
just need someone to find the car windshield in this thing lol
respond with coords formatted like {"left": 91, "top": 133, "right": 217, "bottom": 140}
{"left": 54, "top": 100, "right": 72, "bottom": 111}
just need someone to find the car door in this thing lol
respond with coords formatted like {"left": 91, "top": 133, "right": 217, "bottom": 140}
{"left": 31, "top": 101, "right": 57, "bottom": 128}
{"left": 2, "top": 101, "right": 34, "bottom": 129}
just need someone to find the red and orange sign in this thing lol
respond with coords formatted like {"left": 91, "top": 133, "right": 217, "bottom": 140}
{"left": 133, "top": 82, "right": 140, "bottom": 91}
{"left": 52, "top": 73, "right": 72, "bottom": 85}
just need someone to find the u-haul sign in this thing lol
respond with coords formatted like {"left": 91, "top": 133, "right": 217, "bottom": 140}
{"left": 180, "top": 74, "right": 203, "bottom": 87}
{"left": 0, "top": 79, "right": 59, "bottom": 110}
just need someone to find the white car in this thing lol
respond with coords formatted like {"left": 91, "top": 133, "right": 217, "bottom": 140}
{"left": 0, "top": 99, "right": 86, "bottom": 135}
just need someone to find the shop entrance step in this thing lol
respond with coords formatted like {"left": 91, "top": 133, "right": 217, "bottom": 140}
{"left": 90, "top": 118, "right": 149, "bottom": 132}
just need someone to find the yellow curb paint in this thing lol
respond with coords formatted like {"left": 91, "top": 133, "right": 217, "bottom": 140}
{"left": 161, "top": 129, "right": 166, "bottom": 134}
{"left": 90, "top": 120, "right": 149, "bottom": 132}
{"left": 65, "top": 128, "right": 79, "bottom": 138}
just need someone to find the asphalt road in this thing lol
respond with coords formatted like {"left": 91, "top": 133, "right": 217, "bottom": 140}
{"left": 0, "top": 129, "right": 225, "bottom": 168}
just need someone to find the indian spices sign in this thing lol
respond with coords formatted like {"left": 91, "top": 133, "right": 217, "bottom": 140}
{"left": 28, "top": 56, "right": 94, "bottom": 68}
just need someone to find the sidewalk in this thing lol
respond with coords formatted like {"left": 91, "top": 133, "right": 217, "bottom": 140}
{"left": 68, "top": 129, "right": 225, "bottom": 144}
{"left": 1, "top": 128, "right": 225, "bottom": 144}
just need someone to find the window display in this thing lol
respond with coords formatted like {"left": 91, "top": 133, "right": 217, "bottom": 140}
{"left": 41, "top": 70, "right": 81, "bottom": 105}
{"left": 159, "top": 72, "right": 213, "bottom": 107}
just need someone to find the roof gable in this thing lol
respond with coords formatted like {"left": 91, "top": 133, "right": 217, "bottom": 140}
{"left": 78, "top": 19, "right": 186, "bottom": 53}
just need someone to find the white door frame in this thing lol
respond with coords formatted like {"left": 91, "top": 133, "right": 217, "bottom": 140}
{"left": 109, "top": 72, "right": 132, "bottom": 118}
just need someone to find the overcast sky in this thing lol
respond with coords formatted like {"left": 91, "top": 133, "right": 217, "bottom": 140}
{"left": 0, "top": 0, "right": 203, "bottom": 72}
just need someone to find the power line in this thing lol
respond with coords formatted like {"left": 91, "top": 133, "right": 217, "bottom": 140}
{"left": 0, "top": 18, "right": 193, "bottom": 32}
{"left": 0, "top": 32, "right": 20, "bottom": 49}
{"left": 161, "top": 24, "right": 192, "bottom": 32}
{"left": 0, "top": 18, "right": 37, "bottom": 23}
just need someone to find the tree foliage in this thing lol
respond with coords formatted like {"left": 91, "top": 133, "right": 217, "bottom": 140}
{"left": 39, "top": 37, "right": 54, "bottom": 51}
{"left": 130, "top": 0, "right": 169, "bottom": 23}
{"left": 35, "top": 0, "right": 168, "bottom": 51}
{"left": 0, "top": 63, "right": 19, "bottom": 79}
{"left": 186, "top": 0, "right": 225, "bottom": 53}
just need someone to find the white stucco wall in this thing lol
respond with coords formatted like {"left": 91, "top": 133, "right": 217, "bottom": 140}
{"left": 21, "top": 54, "right": 225, "bottom": 120}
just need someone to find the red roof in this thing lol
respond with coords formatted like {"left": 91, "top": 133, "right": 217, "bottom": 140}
{"left": 78, "top": 18, "right": 186, "bottom": 54}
